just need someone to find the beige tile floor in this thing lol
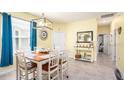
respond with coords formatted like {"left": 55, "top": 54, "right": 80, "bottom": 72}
{"left": 0, "top": 53, "right": 116, "bottom": 80}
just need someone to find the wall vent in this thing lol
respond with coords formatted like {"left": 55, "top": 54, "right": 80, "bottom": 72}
{"left": 101, "top": 13, "right": 115, "bottom": 18}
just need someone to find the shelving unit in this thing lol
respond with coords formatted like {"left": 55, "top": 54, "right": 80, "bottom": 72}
{"left": 74, "top": 42, "right": 94, "bottom": 62}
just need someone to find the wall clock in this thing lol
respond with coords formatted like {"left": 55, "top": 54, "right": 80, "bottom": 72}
{"left": 40, "top": 31, "right": 48, "bottom": 40}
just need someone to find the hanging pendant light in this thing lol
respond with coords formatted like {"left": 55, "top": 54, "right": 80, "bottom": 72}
{"left": 32, "top": 13, "right": 53, "bottom": 30}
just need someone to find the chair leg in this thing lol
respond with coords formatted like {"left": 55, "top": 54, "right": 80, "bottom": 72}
{"left": 57, "top": 69, "right": 60, "bottom": 80}
{"left": 33, "top": 71, "right": 36, "bottom": 80}
{"left": 25, "top": 70, "right": 28, "bottom": 80}
{"left": 59, "top": 66, "right": 63, "bottom": 80}
{"left": 19, "top": 70, "right": 21, "bottom": 80}
{"left": 48, "top": 72, "right": 50, "bottom": 80}
{"left": 61, "top": 69, "right": 63, "bottom": 80}
{"left": 62, "top": 68, "right": 69, "bottom": 80}
{"left": 66, "top": 67, "right": 69, "bottom": 79}
{"left": 65, "top": 71, "right": 69, "bottom": 79}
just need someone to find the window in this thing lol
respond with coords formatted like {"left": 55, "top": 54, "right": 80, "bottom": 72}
{"left": 12, "top": 17, "right": 30, "bottom": 53}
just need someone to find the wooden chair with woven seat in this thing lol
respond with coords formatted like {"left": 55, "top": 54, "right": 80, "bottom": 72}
{"left": 16, "top": 51, "right": 37, "bottom": 80}
{"left": 59, "top": 50, "right": 69, "bottom": 80}
{"left": 42, "top": 51, "right": 59, "bottom": 80}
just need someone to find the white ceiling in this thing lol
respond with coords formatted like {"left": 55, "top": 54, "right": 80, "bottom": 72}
{"left": 30, "top": 12, "right": 116, "bottom": 25}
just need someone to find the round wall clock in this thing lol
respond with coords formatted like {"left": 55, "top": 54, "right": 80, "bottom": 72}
{"left": 40, "top": 31, "right": 48, "bottom": 40}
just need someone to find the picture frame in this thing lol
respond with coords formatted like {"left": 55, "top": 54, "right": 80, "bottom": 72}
{"left": 40, "top": 31, "right": 48, "bottom": 40}
{"left": 77, "top": 31, "right": 93, "bottom": 43}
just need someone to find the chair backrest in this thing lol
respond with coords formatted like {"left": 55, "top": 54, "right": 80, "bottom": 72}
{"left": 16, "top": 50, "right": 27, "bottom": 70}
{"left": 48, "top": 50, "right": 59, "bottom": 71}
{"left": 61, "top": 50, "right": 68, "bottom": 63}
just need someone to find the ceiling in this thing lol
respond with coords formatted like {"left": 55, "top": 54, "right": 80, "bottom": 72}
{"left": 30, "top": 12, "right": 116, "bottom": 25}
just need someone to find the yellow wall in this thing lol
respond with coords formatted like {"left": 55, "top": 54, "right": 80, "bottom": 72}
{"left": 10, "top": 13, "right": 67, "bottom": 49}
{"left": 0, "top": 12, "right": 67, "bottom": 69}
{"left": 0, "top": 12, "right": 98, "bottom": 62}
{"left": 0, "top": 12, "right": 67, "bottom": 50}
{"left": 37, "top": 23, "right": 67, "bottom": 49}
{"left": 66, "top": 18, "right": 98, "bottom": 61}
{"left": 9, "top": 12, "right": 39, "bottom": 21}
{"left": 111, "top": 13, "right": 124, "bottom": 73}
{"left": 98, "top": 25, "right": 110, "bottom": 35}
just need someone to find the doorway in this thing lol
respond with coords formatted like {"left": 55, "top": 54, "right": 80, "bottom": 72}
{"left": 52, "top": 32, "right": 66, "bottom": 50}
{"left": 98, "top": 34, "right": 111, "bottom": 55}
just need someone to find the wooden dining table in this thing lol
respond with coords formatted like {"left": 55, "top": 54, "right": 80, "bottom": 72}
{"left": 16, "top": 50, "right": 64, "bottom": 80}
{"left": 16, "top": 51, "right": 50, "bottom": 80}
{"left": 27, "top": 52, "right": 50, "bottom": 80}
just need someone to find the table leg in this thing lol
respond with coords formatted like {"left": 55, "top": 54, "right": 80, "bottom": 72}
{"left": 37, "top": 62, "right": 42, "bottom": 80}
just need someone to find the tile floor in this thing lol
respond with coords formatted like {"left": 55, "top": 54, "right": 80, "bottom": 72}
{"left": 0, "top": 53, "right": 116, "bottom": 80}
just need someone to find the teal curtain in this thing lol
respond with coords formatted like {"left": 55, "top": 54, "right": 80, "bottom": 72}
{"left": 30, "top": 21, "right": 37, "bottom": 51}
{"left": 0, "top": 13, "right": 13, "bottom": 67}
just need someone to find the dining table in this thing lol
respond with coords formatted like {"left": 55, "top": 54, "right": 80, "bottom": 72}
{"left": 16, "top": 50, "right": 64, "bottom": 80}
{"left": 27, "top": 51, "right": 50, "bottom": 80}
{"left": 16, "top": 51, "right": 50, "bottom": 80}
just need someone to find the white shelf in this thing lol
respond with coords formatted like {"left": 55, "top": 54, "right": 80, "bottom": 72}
{"left": 75, "top": 48, "right": 93, "bottom": 51}
{"left": 76, "top": 58, "right": 93, "bottom": 62}
{"left": 75, "top": 43, "right": 94, "bottom": 62}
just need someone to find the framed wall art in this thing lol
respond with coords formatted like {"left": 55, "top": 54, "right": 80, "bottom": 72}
{"left": 77, "top": 31, "right": 93, "bottom": 43}
{"left": 40, "top": 31, "right": 48, "bottom": 40}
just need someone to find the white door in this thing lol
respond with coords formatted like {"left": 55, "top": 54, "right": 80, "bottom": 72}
{"left": 53, "top": 32, "right": 65, "bottom": 50}
{"left": 104, "top": 35, "right": 111, "bottom": 55}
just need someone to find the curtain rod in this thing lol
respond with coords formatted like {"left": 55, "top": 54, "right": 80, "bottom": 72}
{"left": 0, "top": 12, "right": 31, "bottom": 22}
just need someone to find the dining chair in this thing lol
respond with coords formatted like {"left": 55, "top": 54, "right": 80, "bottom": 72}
{"left": 42, "top": 51, "right": 60, "bottom": 80}
{"left": 59, "top": 50, "right": 69, "bottom": 80}
{"left": 16, "top": 50, "right": 37, "bottom": 80}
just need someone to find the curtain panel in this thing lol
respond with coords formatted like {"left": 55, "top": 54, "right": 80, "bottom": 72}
{"left": 30, "top": 21, "right": 37, "bottom": 51}
{"left": 0, "top": 13, "right": 13, "bottom": 67}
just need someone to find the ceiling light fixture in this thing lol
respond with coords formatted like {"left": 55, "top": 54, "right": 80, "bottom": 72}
{"left": 32, "top": 13, "right": 53, "bottom": 30}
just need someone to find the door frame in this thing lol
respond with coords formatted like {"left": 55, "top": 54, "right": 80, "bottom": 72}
{"left": 97, "top": 34, "right": 111, "bottom": 55}
{"left": 112, "top": 29, "right": 117, "bottom": 63}
{"left": 52, "top": 31, "right": 66, "bottom": 50}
